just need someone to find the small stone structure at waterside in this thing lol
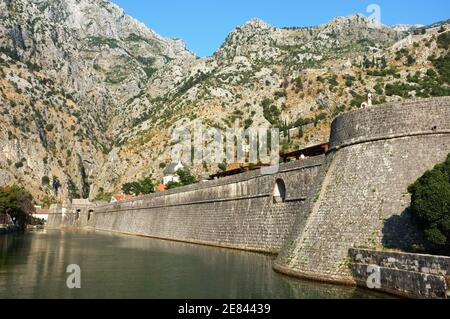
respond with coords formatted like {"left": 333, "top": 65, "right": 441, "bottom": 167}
{"left": 350, "top": 249, "right": 450, "bottom": 299}
{"left": 48, "top": 97, "right": 450, "bottom": 299}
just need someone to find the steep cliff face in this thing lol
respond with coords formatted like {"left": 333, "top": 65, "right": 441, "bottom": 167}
{"left": 0, "top": 0, "right": 449, "bottom": 204}
{"left": 0, "top": 0, "right": 195, "bottom": 202}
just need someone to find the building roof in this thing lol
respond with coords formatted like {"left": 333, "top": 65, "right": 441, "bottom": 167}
{"left": 155, "top": 183, "right": 166, "bottom": 193}
{"left": 111, "top": 194, "right": 136, "bottom": 202}
{"left": 163, "top": 162, "right": 190, "bottom": 175}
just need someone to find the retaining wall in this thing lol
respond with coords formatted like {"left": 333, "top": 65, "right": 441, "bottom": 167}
{"left": 274, "top": 97, "right": 450, "bottom": 284}
{"left": 349, "top": 248, "right": 450, "bottom": 299}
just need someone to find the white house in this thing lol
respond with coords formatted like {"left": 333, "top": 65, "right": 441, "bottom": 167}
{"left": 163, "top": 161, "right": 187, "bottom": 185}
{"left": 33, "top": 209, "right": 49, "bottom": 222}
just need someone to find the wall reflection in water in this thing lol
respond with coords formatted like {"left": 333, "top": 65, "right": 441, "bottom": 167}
{"left": 0, "top": 230, "right": 389, "bottom": 299}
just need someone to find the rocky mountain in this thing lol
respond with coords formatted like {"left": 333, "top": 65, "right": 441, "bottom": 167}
{"left": 0, "top": 0, "right": 449, "bottom": 204}
{"left": 0, "top": 0, "right": 195, "bottom": 202}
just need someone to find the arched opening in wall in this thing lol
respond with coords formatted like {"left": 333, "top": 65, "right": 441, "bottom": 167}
{"left": 75, "top": 209, "right": 81, "bottom": 221}
{"left": 273, "top": 179, "right": 287, "bottom": 203}
{"left": 88, "top": 210, "right": 94, "bottom": 221}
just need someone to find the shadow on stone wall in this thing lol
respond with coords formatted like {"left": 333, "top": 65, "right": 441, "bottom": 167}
{"left": 382, "top": 207, "right": 425, "bottom": 251}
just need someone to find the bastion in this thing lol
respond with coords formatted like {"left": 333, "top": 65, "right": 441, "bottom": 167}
{"left": 274, "top": 96, "right": 450, "bottom": 285}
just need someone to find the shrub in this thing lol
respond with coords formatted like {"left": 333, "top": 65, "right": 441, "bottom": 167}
{"left": 244, "top": 118, "right": 253, "bottom": 129}
{"left": 45, "top": 124, "right": 54, "bottom": 132}
{"left": 41, "top": 176, "right": 50, "bottom": 185}
{"left": 166, "top": 181, "right": 182, "bottom": 190}
{"left": 274, "top": 90, "right": 287, "bottom": 100}
{"left": 88, "top": 36, "right": 119, "bottom": 48}
{"left": 426, "top": 69, "right": 437, "bottom": 78}
{"left": 122, "top": 177, "right": 155, "bottom": 195}
{"left": 218, "top": 160, "right": 227, "bottom": 172}
{"left": 166, "top": 169, "right": 197, "bottom": 190}
{"left": 293, "top": 76, "right": 303, "bottom": 92}
{"left": 0, "top": 185, "right": 34, "bottom": 230}
{"left": 263, "top": 104, "right": 281, "bottom": 125}
{"left": 345, "top": 75, "right": 355, "bottom": 87}
{"left": 176, "top": 169, "right": 196, "bottom": 186}
{"left": 385, "top": 82, "right": 416, "bottom": 98}
{"left": 367, "top": 67, "right": 398, "bottom": 77}
{"left": 374, "top": 83, "right": 384, "bottom": 95}
{"left": 431, "top": 52, "right": 450, "bottom": 84}
{"left": 408, "top": 153, "right": 450, "bottom": 253}
{"left": 327, "top": 75, "right": 339, "bottom": 88}
{"left": 437, "top": 32, "right": 450, "bottom": 49}
{"left": 14, "top": 162, "right": 24, "bottom": 169}
{"left": 94, "top": 189, "right": 113, "bottom": 202}
{"left": 406, "top": 55, "right": 416, "bottom": 66}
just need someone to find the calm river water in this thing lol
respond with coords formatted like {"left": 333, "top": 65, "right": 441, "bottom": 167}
{"left": 0, "top": 229, "right": 389, "bottom": 299}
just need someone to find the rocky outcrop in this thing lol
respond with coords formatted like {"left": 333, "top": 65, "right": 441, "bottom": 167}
{"left": 0, "top": 0, "right": 448, "bottom": 203}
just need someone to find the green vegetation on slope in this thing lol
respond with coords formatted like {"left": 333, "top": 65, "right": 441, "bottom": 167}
{"left": 408, "top": 154, "right": 450, "bottom": 254}
{"left": 0, "top": 185, "right": 34, "bottom": 230}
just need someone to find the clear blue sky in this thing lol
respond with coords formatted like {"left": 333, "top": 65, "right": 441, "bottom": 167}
{"left": 111, "top": 0, "right": 450, "bottom": 57}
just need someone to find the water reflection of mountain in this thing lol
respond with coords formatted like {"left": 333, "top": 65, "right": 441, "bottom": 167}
{"left": 0, "top": 230, "right": 389, "bottom": 299}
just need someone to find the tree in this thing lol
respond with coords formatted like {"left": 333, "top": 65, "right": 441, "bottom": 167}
{"left": 0, "top": 185, "right": 34, "bottom": 230}
{"left": 41, "top": 176, "right": 50, "bottom": 186}
{"left": 406, "top": 55, "right": 416, "bottom": 66}
{"left": 177, "top": 169, "right": 196, "bottom": 186}
{"left": 437, "top": 32, "right": 450, "bottom": 50}
{"left": 380, "top": 56, "right": 387, "bottom": 69}
{"left": 363, "top": 56, "right": 372, "bottom": 69}
{"left": 139, "top": 177, "right": 155, "bottom": 195}
{"left": 45, "top": 124, "right": 54, "bottom": 132}
{"left": 166, "top": 169, "right": 197, "bottom": 190}
{"left": 122, "top": 181, "right": 143, "bottom": 195}
{"left": 122, "top": 177, "right": 155, "bottom": 195}
{"left": 408, "top": 153, "right": 450, "bottom": 253}
{"left": 218, "top": 160, "right": 227, "bottom": 172}
{"left": 94, "top": 188, "right": 112, "bottom": 202}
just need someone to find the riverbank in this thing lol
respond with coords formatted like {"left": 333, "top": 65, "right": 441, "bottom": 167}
{"left": 0, "top": 225, "right": 18, "bottom": 235}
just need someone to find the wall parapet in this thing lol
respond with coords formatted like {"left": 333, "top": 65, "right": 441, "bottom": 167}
{"left": 275, "top": 96, "right": 450, "bottom": 289}
{"left": 329, "top": 97, "right": 450, "bottom": 151}
{"left": 95, "top": 156, "right": 324, "bottom": 213}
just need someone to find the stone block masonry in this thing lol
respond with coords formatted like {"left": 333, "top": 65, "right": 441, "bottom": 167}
{"left": 48, "top": 199, "right": 97, "bottom": 229}
{"left": 349, "top": 248, "right": 450, "bottom": 299}
{"left": 275, "top": 97, "right": 450, "bottom": 286}
{"left": 47, "top": 96, "right": 450, "bottom": 298}
{"left": 48, "top": 157, "right": 324, "bottom": 254}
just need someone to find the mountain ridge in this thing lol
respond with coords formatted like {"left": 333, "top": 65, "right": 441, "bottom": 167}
{"left": 0, "top": 0, "right": 449, "bottom": 204}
